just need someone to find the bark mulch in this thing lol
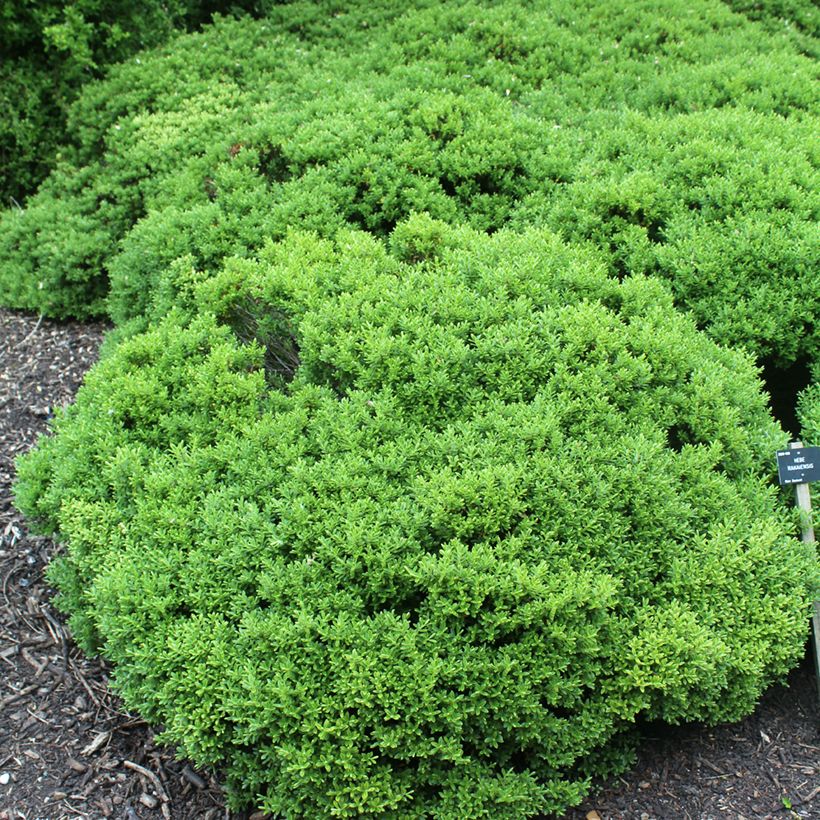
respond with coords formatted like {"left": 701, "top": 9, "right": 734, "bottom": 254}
{"left": 1, "top": 306, "right": 818, "bottom": 820}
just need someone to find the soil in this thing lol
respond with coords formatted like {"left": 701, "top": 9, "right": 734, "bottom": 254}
{"left": 1, "top": 306, "right": 818, "bottom": 820}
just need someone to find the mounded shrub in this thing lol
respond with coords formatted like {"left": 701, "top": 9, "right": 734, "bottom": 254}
{"left": 0, "top": 0, "right": 816, "bottom": 373}
{"left": 5, "top": 0, "right": 819, "bottom": 811}
{"left": 17, "top": 223, "right": 818, "bottom": 818}
{"left": 513, "top": 108, "right": 819, "bottom": 368}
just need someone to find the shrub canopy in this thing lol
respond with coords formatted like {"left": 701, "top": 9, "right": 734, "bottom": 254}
{"left": 721, "top": 0, "right": 819, "bottom": 55}
{"left": 17, "top": 224, "right": 818, "bottom": 817}
{"left": 6, "top": 1, "right": 819, "bottom": 815}
{"left": 0, "top": 0, "right": 817, "bottom": 374}
{"left": 0, "top": 0, "right": 266, "bottom": 204}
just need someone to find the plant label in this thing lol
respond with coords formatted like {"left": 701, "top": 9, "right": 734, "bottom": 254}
{"left": 776, "top": 446, "right": 820, "bottom": 485}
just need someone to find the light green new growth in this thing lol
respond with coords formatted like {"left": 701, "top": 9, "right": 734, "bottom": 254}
{"left": 4, "top": 0, "right": 819, "bottom": 816}
{"left": 16, "top": 223, "right": 819, "bottom": 817}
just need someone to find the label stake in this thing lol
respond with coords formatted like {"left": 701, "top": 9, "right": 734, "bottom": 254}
{"left": 787, "top": 442, "right": 819, "bottom": 702}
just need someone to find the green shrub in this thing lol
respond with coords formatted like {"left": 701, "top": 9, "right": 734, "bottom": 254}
{"left": 0, "top": 0, "right": 267, "bottom": 204}
{"left": 0, "top": 58, "right": 65, "bottom": 208}
{"left": 797, "top": 363, "right": 820, "bottom": 445}
{"left": 1, "top": 0, "right": 816, "bottom": 371}
{"left": 721, "top": 0, "right": 818, "bottom": 56}
{"left": 514, "top": 109, "right": 819, "bottom": 367}
{"left": 6, "top": 3, "right": 819, "bottom": 810}
{"left": 17, "top": 224, "right": 818, "bottom": 818}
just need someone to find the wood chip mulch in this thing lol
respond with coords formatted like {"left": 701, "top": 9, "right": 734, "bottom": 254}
{"left": 1, "top": 306, "right": 817, "bottom": 820}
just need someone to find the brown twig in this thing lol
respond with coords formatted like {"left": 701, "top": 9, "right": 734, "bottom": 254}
{"left": 124, "top": 759, "right": 171, "bottom": 819}
{"left": 68, "top": 657, "right": 102, "bottom": 708}
{"left": 13, "top": 314, "right": 44, "bottom": 349}
{"left": 796, "top": 786, "right": 820, "bottom": 806}
{"left": 0, "top": 682, "right": 37, "bottom": 708}
{"left": 699, "top": 756, "right": 725, "bottom": 776}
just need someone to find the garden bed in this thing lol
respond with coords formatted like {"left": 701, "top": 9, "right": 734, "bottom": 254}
{"left": 1, "top": 306, "right": 817, "bottom": 820}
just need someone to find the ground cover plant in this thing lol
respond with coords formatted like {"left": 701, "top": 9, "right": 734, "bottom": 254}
{"left": 16, "top": 224, "right": 819, "bottom": 817}
{"left": 3, "top": 0, "right": 819, "bottom": 816}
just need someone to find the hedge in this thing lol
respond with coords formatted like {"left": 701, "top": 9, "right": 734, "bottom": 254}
{"left": 16, "top": 223, "right": 819, "bottom": 817}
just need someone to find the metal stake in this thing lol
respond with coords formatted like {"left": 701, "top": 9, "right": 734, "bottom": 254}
{"left": 790, "top": 442, "right": 819, "bottom": 702}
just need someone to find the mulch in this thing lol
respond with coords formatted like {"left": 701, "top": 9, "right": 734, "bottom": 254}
{"left": 1, "top": 306, "right": 817, "bottom": 820}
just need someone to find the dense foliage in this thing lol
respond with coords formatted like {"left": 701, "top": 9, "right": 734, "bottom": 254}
{"left": 797, "top": 363, "right": 820, "bottom": 445}
{"left": 721, "top": 0, "right": 819, "bottom": 55}
{"left": 1, "top": 0, "right": 817, "bottom": 377}
{"left": 17, "top": 224, "right": 818, "bottom": 817}
{"left": 5, "top": 0, "right": 818, "bottom": 815}
{"left": 0, "top": 0, "right": 266, "bottom": 204}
